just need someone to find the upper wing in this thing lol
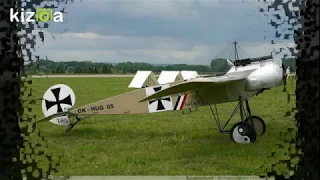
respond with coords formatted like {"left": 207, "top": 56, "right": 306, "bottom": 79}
{"left": 140, "top": 74, "right": 247, "bottom": 102}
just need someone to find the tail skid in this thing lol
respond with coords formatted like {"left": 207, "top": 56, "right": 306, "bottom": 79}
{"left": 36, "top": 111, "right": 96, "bottom": 132}
{"left": 64, "top": 114, "right": 95, "bottom": 132}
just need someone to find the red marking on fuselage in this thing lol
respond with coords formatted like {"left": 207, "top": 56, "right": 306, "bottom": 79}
{"left": 180, "top": 94, "right": 188, "bottom": 110}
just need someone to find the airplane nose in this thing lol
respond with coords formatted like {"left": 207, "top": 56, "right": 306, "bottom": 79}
{"left": 245, "top": 63, "right": 284, "bottom": 91}
{"left": 247, "top": 76, "right": 258, "bottom": 86}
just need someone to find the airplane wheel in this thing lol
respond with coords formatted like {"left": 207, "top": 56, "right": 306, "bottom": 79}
{"left": 230, "top": 122, "right": 256, "bottom": 143}
{"left": 244, "top": 116, "right": 266, "bottom": 136}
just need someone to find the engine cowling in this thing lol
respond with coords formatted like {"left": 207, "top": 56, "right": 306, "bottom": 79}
{"left": 245, "top": 63, "right": 283, "bottom": 91}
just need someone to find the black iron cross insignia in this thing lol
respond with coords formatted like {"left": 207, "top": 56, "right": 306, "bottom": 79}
{"left": 148, "top": 86, "right": 171, "bottom": 111}
{"left": 45, "top": 87, "right": 72, "bottom": 112}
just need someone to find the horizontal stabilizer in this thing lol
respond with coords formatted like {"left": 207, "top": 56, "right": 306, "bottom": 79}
{"left": 128, "top": 71, "right": 159, "bottom": 88}
{"left": 180, "top": 71, "right": 198, "bottom": 80}
{"left": 158, "top": 71, "right": 184, "bottom": 85}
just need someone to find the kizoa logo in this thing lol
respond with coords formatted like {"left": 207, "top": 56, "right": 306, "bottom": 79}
{"left": 10, "top": 8, "right": 64, "bottom": 22}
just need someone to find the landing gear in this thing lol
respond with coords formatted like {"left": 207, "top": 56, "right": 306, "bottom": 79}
{"left": 196, "top": 93, "right": 266, "bottom": 144}
{"left": 244, "top": 116, "right": 266, "bottom": 136}
{"left": 230, "top": 122, "right": 256, "bottom": 143}
{"left": 242, "top": 100, "right": 266, "bottom": 136}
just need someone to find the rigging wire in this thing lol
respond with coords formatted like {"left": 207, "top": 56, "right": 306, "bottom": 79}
{"left": 228, "top": 46, "right": 235, "bottom": 61}
{"left": 237, "top": 44, "right": 251, "bottom": 59}
{"left": 211, "top": 43, "right": 234, "bottom": 73}
{"left": 213, "top": 43, "right": 234, "bottom": 59}
{"left": 238, "top": 47, "right": 246, "bottom": 60}
{"left": 211, "top": 41, "right": 254, "bottom": 73}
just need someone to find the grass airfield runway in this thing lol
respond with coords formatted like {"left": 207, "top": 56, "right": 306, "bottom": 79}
{"left": 31, "top": 74, "right": 138, "bottom": 78}
{"left": 26, "top": 76, "right": 297, "bottom": 176}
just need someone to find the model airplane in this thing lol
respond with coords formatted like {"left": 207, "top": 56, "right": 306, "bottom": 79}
{"left": 36, "top": 52, "right": 290, "bottom": 144}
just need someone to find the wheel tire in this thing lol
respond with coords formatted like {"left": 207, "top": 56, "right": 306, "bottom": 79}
{"left": 230, "top": 122, "right": 257, "bottom": 143}
{"left": 244, "top": 116, "right": 266, "bottom": 136}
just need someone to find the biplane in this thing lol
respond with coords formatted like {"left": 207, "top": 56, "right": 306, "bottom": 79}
{"left": 37, "top": 43, "right": 291, "bottom": 144}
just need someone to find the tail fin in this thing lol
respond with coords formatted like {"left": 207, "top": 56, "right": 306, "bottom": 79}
{"left": 40, "top": 84, "right": 76, "bottom": 125}
{"left": 128, "top": 71, "right": 159, "bottom": 88}
{"left": 180, "top": 71, "right": 198, "bottom": 80}
{"left": 158, "top": 71, "right": 198, "bottom": 84}
{"left": 158, "top": 71, "right": 184, "bottom": 85}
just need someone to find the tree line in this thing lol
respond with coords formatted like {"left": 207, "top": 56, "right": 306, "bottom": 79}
{"left": 24, "top": 58, "right": 296, "bottom": 75}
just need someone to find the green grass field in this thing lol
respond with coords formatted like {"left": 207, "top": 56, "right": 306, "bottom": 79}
{"left": 26, "top": 77, "right": 297, "bottom": 176}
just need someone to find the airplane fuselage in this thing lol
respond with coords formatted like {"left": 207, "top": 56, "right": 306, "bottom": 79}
{"left": 181, "top": 60, "right": 284, "bottom": 108}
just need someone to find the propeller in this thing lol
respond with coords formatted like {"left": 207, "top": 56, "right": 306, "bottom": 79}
{"left": 282, "top": 64, "right": 291, "bottom": 92}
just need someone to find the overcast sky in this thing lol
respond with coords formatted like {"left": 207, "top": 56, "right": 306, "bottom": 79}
{"left": 32, "top": 0, "right": 296, "bottom": 65}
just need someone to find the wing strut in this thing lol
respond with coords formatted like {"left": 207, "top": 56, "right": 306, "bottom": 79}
{"left": 195, "top": 92, "right": 253, "bottom": 134}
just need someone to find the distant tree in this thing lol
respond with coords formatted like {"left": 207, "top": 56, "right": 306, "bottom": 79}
{"left": 66, "top": 66, "right": 75, "bottom": 73}
{"left": 115, "top": 62, "right": 135, "bottom": 74}
{"left": 111, "top": 66, "right": 119, "bottom": 74}
{"left": 54, "top": 63, "right": 65, "bottom": 73}
{"left": 75, "top": 65, "right": 82, "bottom": 73}
{"left": 39, "top": 65, "right": 49, "bottom": 73}
{"left": 102, "top": 64, "right": 112, "bottom": 74}
{"left": 93, "top": 66, "right": 98, "bottom": 73}
{"left": 153, "top": 66, "right": 164, "bottom": 72}
{"left": 25, "top": 58, "right": 297, "bottom": 75}
{"left": 88, "top": 66, "right": 93, "bottom": 73}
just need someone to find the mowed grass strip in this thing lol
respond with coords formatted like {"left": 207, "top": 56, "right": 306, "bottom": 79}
{"left": 27, "top": 77, "right": 297, "bottom": 176}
